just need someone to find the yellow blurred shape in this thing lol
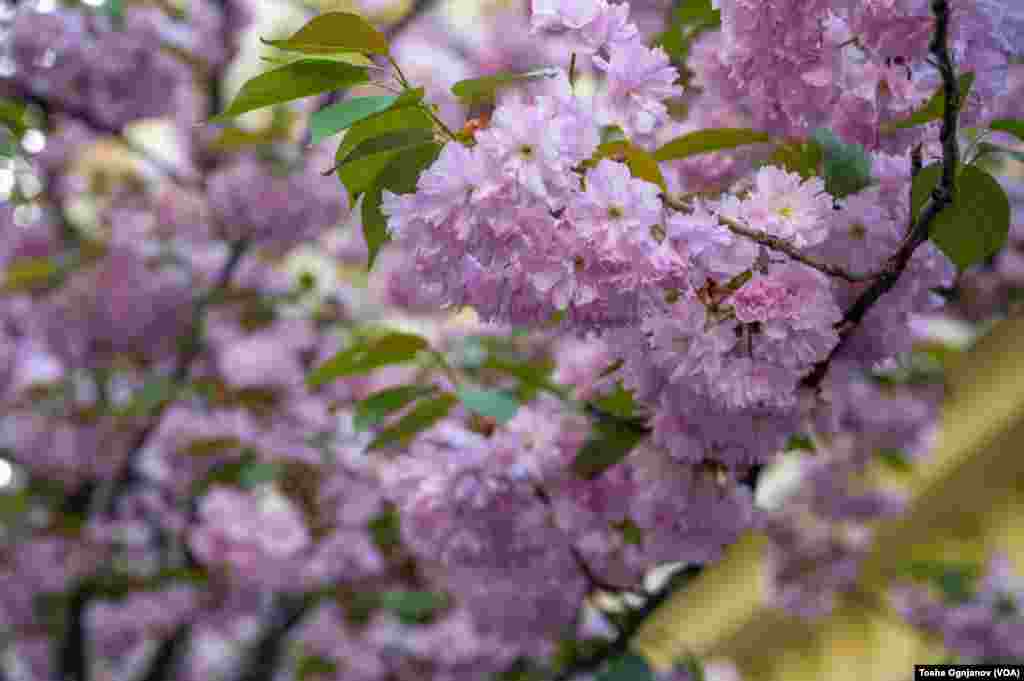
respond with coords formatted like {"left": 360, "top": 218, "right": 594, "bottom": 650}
{"left": 633, "top": 315, "right": 1024, "bottom": 679}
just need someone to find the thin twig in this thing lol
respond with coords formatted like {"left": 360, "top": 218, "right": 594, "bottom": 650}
{"left": 660, "top": 193, "right": 878, "bottom": 283}
{"left": 801, "top": 0, "right": 961, "bottom": 391}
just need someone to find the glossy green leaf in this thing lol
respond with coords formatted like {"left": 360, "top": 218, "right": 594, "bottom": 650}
{"left": 308, "top": 332, "right": 430, "bottom": 388}
{"left": 784, "top": 433, "right": 816, "bottom": 452}
{"left": 338, "top": 133, "right": 434, "bottom": 202}
{"left": 378, "top": 590, "right": 450, "bottom": 623}
{"left": 358, "top": 141, "right": 443, "bottom": 268}
{"left": 121, "top": 377, "right": 178, "bottom": 418}
{"left": 910, "top": 163, "right": 943, "bottom": 223}
{"left": 653, "top": 0, "right": 720, "bottom": 66}
{"left": 261, "top": 12, "right": 389, "bottom": 55}
{"left": 989, "top": 118, "right": 1024, "bottom": 143}
{"left": 928, "top": 165, "right": 1011, "bottom": 269}
{"left": 0, "top": 133, "right": 13, "bottom": 159}
{"left": 812, "top": 128, "right": 872, "bottom": 199}
{"left": 238, "top": 462, "right": 284, "bottom": 488}
{"left": 591, "top": 382, "right": 639, "bottom": 420}
{"left": 296, "top": 655, "right": 338, "bottom": 681}
{"left": 613, "top": 517, "right": 644, "bottom": 546}
{"left": 212, "top": 60, "right": 368, "bottom": 122}
{"left": 882, "top": 72, "right": 975, "bottom": 133}
{"left": 362, "top": 188, "right": 389, "bottom": 271}
{"left": 571, "top": 419, "right": 647, "bottom": 480}
{"left": 367, "top": 393, "right": 458, "bottom": 450}
{"left": 334, "top": 98, "right": 432, "bottom": 165}
{"left": 451, "top": 67, "right": 560, "bottom": 103}
{"left": 878, "top": 447, "right": 913, "bottom": 472}
{"left": 767, "top": 140, "right": 823, "bottom": 180}
{"left": 653, "top": 128, "right": 772, "bottom": 162}
{"left": 367, "top": 502, "right": 402, "bottom": 556}
{"left": 902, "top": 561, "right": 979, "bottom": 604}
{"left": 354, "top": 385, "right": 437, "bottom": 432}
{"left": 597, "top": 653, "right": 656, "bottom": 681}
{"left": 595, "top": 141, "right": 667, "bottom": 192}
{"left": 456, "top": 387, "right": 520, "bottom": 424}
{"left": 4, "top": 257, "right": 58, "bottom": 292}
{"left": 309, "top": 95, "right": 397, "bottom": 145}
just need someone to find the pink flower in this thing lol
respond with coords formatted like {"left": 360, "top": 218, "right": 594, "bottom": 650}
{"left": 530, "top": 0, "right": 638, "bottom": 53}
{"left": 593, "top": 41, "right": 683, "bottom": 135}
{"left": 731, "top": 276, "right": 792, "bottom": 323}
{"left": 721, "top": 166, "right": 833, "bottom": 248}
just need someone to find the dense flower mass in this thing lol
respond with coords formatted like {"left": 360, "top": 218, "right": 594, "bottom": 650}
{"left": 1, "top": 0, "right": 1023, "bottom": 679}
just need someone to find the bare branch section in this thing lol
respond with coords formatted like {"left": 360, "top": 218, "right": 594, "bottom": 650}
{"left": 801, "top": 0, "right": 961, "bottom": 391}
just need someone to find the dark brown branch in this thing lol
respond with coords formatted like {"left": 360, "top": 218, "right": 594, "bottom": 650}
{"left": 801, "top": 0, "right": 961, "bottom": 391}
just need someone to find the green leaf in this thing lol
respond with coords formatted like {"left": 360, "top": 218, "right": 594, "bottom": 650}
{"left": 0, "top": 133, "right": 14, "bottom": 159}
{"left": 882, "top": 72, "right": 975, "bottom": 133}
{"left": 481, "top": 356, "right": 565, "bottom": 400}
{"left": 653, "top": 0, "right": 721, "bottom": 66}
{"left": 334, "top": 99, "right": 432, "bottom": 166}
{"left": 974, "top": 142, "right": 1024, "bottom": 165}
{"left": 653, "top": 128, "right": 772, "bottom": 162}
{"left": 989, "top": 118, "right": 1024, "bottom": 143}
{"left": 597, "top": 653, "right": 656, "bottom": 681}
{"left": 261, "top": 12, "right": 390, "bottom": 55}
{"left": 878, "top": 447, "right": 912, "bottom": 472}
{"left": 910, "top": 163, "right": 943, "bottom": 223}
{"left": 612, "top": 517, "right": 644, "bottom": 546}
{"left": 591, "top": 382, "right": 639, "bottom": 421}
{"left": 456, "top": 387, "right": 520, "bottom": 424}
{"left": 672, "top": 0, "right": 721, "bottom": 26}
{"left": 916, "top": 164, "right": 1011, "bottom": 269}
{"left": 768, "top": 140, "right": 823, "bottom": 180}
{"left": 902, "top": 561, "right": 979, "bottom": 604}
{"left": 212, "top": 60, "right": 369, "bottom": 122}
{"left": 594, "top": 141, "right": 667, "bottom": 192}
{"left": 308, "top": 332, "right": 430, "bottom": 388}
{"left": 377, "top": 590, "right": 450, "bottom": 624}
{"left": 367, "top": 502, "right": 402, "bottom": 556}
{"left": 121, "top": 377, "right": 178, "bottom": 418}
{"left": 451, "top": 67, "right": 561, "bottom": 104}
{"left": 355, "top": 141, "right": 443, "bottom": 268}
{"left": 362, "top": 187, "right": 390, "bottom": 271}
{"left": 238, "top": 462, "right": 284, "bottom": 488}
{"left": 309, "top": 95, "right": 398, "bottom": 145}
{"left": 600, "top": 125, "right": 627, "bottom": 144}
{"left": 337, "top": 131, "right": 435, "bottom": 200}
{"left": 296, "top": 655, "right": 338, "bottom": 681}
{"left": 571, "top": 420, "right": 646, "bottom": 480}
{"left": 812, "top": 128, "right": 873, "bottom": 199}
{"left": 4, "top": 257, "right": 59, "bottom": 292}
{"left": 367, "top": 393, "right": 458, "bottom": 450}
{"left": 104, "top": 0, "right": 125, "bottom": 27}
{"left": 354, "top": 385, "right": 437, "bottom": 431}
{"left": 784, "top": 433, "right": 816, "bottom": 452}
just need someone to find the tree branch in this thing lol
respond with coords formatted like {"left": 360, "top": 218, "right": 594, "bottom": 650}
{"left": 663, "top": 191, "right": 879, "bottom": 283}
{"left": 801, "top": 0, "right": 961, "bottom": 391}
{"left": 550, "top": 564, "right": 705, "bottom": 681}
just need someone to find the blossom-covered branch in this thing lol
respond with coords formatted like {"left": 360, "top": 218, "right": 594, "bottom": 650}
{"left": 660, "top": 193, "right": 879, "bottom": 283}
{"left": 802, "top": 0, "right": 963, "bottom": 391}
